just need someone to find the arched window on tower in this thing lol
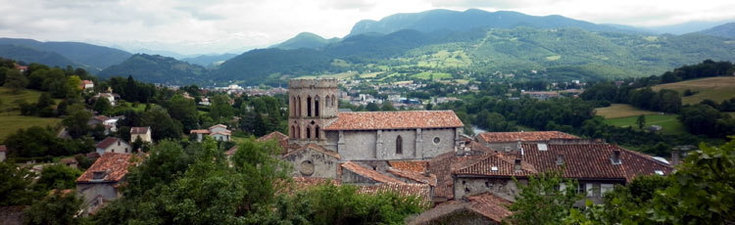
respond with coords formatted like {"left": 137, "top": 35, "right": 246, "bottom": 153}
{"left": 332, "top": 94, "right": 336, "bottom": 107}
{"left": 326, "top": 96, "right": 331, "bottom": 107}
{"left": 315, "top": 125, "right": 320, "bottom": 139}
{"left": 291, "top": 96, "right": 296, "bottom": 116}
{"left": 297, "top": 96, "right": 302, "bottom": 117}
{"left": 315, "top": 96, "right": 320, "bottom": 117}
{"left": 306, "top": 125, "right": 312, "bottom": 139}
{"left": 290, "top": 125, "right": 296, "bottom": 138}
{"left": 307, "top": 96, "right": 312, "bottom": 117}
{"left": 296, "top": 124, "right": 301, "bottom": 139}
{"left": 396, "top": 135, "right": 403, "bottom": 154}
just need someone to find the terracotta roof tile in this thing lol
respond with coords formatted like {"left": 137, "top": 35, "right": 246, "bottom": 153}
{"left": 189, "top": 129, "right": 210, "bottom": 134}
{"left": 357, "top": 182, "right": 432, "bottom": 202}
{"left": 256, "top": 131, "right": 290, "bottom": 154}
{"left": 341, "top": 161, "right": 405, "bottom": 184}
{"left": 76, "top": 153, "right": 133, "bottom": 183}
{"left": 454, "top": 142, "right": 673, "bottom": 182}
{"left": 388, "top": 160, "right": 428, "bottom": 173}
{"left": 477, "top": 131, "right": 578, "bottom": 143}
{"left": 208, "top": 124, "right": 227, "bottom": 130}
{"left": 408, "top": 192, "right": 512, "bottom": 224}
{"left": 453, "top": 152, "right": 537, "bottom": 177}
{"left": 96, "top": 137, "right": 125, "bottom": 149}
{"left": 387, "top": 167, "right": 437, "bottom": 186}
{"left": 428, "top": 150, "right": 490, "bottom": 201}
{"left": 130, "top": 127, "right": 149, "bottom": 134}
{"left": 324, "top": 110, "right": 463, "bottom": 130}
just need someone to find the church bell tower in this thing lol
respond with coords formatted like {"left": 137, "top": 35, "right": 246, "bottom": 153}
{"left": 288, "top": 78, "right": 338, "bottom": 145}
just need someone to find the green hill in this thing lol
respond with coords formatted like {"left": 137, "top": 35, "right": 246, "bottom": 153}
{"left": 698, "top": 22, "right": 735, "bottom": 39}
{"left": 99, "top": 54, "right": 208, "bottom": 84}
{"left": 0, "top": 44, "right": 79, "bottom": 68}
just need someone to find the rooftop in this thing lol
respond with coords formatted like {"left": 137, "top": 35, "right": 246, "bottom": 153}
{"left": 96, "top": 137, "right": 126, "bottom": 149}
{"left": 341, "top": 161, "right": 405, "bottom": 184}
{"left": 76, "top": 153, "right": 134, "bottom": 183}
{"left": 130, "top": 127, "right": 150, "bottom": 135}
{"left": 324, "top": 110, "right": 463, "bottom": 131}
{"left": 477, "top": 131, "right": 578, "bottom": 143}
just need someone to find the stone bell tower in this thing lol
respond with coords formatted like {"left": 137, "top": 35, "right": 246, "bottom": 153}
{"left": 288, "top": 78, "right": 338, "bottom": 145}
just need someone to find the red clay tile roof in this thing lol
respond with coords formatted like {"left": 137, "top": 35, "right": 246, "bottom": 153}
{"left": 454, "top": 143, "right": 673, "bottom": 182}
{"left": 130, "top": 127, "right": 149, "bottom": 134}
{"left": 209, "top": 130, "right": 232, "bottom": 136}
{"left": 357, "top": 183, "right": 432, "bottom": 202}
{"left": 283, "top": 143, "right": 341, "bottom": 159}
{"left": 324, "top": 110, "right": 463, "bottom": 130}
{"left": 76, "top": 153, "right": 133, "bottom": 183}
{"left": 477, "top": 131, "right": 578, "bottom": 143}
{"left": 428, "top": 150, "right": 491, "bottom": 201}
{"left": 387, "top": 167, "right": 437, "bottom": 186}
{"left": 388, "top": 160, "right": 428, "bottom": 173}
{"left": 408, "top": 192, "right": 512, "bottom": 224}
{"left": 190, "top": 129, "right": 210, "bottom": 134}
{"left": 257, "top": 131, "right": 290, "bottom": 154}
{"left": 96, "top": 137, "right": 125, "bottom": 149}
{"left": 208, "top": 124, "right": 227, "bottom": 130}
{"left": 0, "top": 145, "right": 6, "bottom": 152}
{"left": 453, "top": 152, "right": 537, "bottom": 177}
{"left": 341, "top": 161, "right": 405, "bottom": 184}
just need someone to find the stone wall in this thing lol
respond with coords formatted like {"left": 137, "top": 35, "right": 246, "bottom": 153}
{"left": 283, "top": 148, "right": 339, "bottom": 179}
{"left": 453, "top": 177, "right": 522, "bottom": 201}
{"left": 336, "top": 128, "right": 459, "bottom": 161}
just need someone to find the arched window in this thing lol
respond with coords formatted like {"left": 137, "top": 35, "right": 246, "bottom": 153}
{"left": 291, "top": 96, "right": 296, "bottom": 116}
{"left": 315, "top": 125, "right": 320, "bottom": 139}
{"left": 307, "top": 96, "right": 312, "bottom": 117}
{"left": 290, "top": 125, "right": 296, "bottom": 138}
{"left": 396, "top": 135, "right": 403, "bottom": 154}
{"left": 315, "top": 96, "right": 320, "bottom": 117}
{"left": 297, "top": 96, "right": 302, "bottom": 117}
{"left": 332, "top": 94, "right": 336, "bottom": 107}
{"left": 296, "top": 124, "right": 300, "bottom": 139}
{"left": 326, "top": 96, "right": 331, "bottom": 107}
{"left": 306, "top": 125, "right": 312, "bottom": 139}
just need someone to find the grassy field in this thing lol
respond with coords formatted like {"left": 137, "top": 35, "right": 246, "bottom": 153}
{"left": 595, "top": 104, "right": 659, "bottom": 119}
{"left": 411, "top": 71, "right": 452, "bottom": 80}
{"left": 0, "top": 87, "right": 62, "bottom": 142}
{"left": 605, "top": 114, "right": 686, "bottom": 136}
{"left": 651, "top": 76, "right": 735, "bottom": 105}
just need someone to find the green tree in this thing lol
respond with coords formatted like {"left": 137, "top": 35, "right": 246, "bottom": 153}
{"left": 62, "top": 105, "right": 92, "bottom": 138}
{"left": 365, "top": 102, "right": 379, "bottom": 111}
{"left": 507, "top": 172, "right": 581, "bottom": 225}
{"left": 165, "top": 95, "right": 199, "bottom": 131}
{"left": 36, "top": 164, "right": 82, "bottom": 191}
{"left": 3, "top": 69, "right": 28, "bottom": 93}
{"left": 140, "top": 106, "right": 183, "bottom": 140}
{"left": 209, "top": 95, "right": 234, "bottom": 122}
{"left": 636, "top": 115, "right": 646, "bottom": 130}
{"left": 93, "top": 97, "right": 112, "bottom": 115}
{"left": 23, "top": 191, "right": 84, "bottom": 225}
{"left": 0, "top": 162, "right": 38, "bottom": 206}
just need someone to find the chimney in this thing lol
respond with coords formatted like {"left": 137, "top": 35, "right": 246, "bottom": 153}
{"left": 556, "top": 154, "right": 564, "bottom": 166}
{"left": 514, "top": 159, "right": 522, "bottom": 171}
{"left": 611, "top": 150, "right": 621, "bottom": 165}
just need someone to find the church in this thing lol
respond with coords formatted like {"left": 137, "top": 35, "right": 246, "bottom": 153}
{"left": 283, "top": 78, "right": 464, "bottom": 179}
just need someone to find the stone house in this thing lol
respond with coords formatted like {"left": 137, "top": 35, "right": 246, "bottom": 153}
{"left": 76, "top": 153, "right": 133, "bottom": 215}
{"left": 95, "top": 137, "right": 131, "bottom": 155}
{"left": 130, "top": 126, "right": 152, "bottom": 143}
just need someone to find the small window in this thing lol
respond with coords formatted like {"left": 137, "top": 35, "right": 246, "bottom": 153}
{"left": 125, "top": 148, "right": 128, "bottom": 153}
{"left": 433, "top": 137, "right": 441, "bottom": 144}
{"left": 396, "top": 135, "right": 403, "bottom": 154}
{"left": 538, "top": 143, "right": 548, "bottom": 151}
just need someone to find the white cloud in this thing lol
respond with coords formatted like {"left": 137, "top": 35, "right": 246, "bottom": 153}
{"left": 0, "top": 0, "right": 733, "bottom": 55}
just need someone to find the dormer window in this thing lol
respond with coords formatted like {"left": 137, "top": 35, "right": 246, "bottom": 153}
{"left": 92, "top": 171, "right": 107, "bottom": 180}
{"left": 611, "top": 150, "right": 622, "bottom": 165}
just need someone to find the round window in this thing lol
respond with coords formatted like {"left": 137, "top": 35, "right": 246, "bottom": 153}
{"left": 300, "top": 160, "right": 314, "bottom": 176}
{"left": 433, "top": 137, "right": 441, "bottom": 144}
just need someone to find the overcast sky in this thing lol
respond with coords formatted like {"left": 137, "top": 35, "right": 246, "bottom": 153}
{"left": 1, "top": 0, "right": 733, "bottom": 56}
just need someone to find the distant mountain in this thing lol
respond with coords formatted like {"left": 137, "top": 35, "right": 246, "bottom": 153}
{"left": 210, "top": 48, "right": 334, "bottom": 83}
{"left": 0, "top": 44, "right": 79, "bottom": 68}
{"left": 99, "top": 54, "right": 207, "bottom": 84}
{"left": 181, "top": 53, "right": 237, "bottom": 68}
{"left": 646, "top": 21, "right": 733, "bottom": 35}
{"left": 347, "top": 9, "right": 625, "bottom": 36}
{"left": 0, "top": 38, "right": 131, "bottom": 71}
{"left": 698, "top": 22, "right": 735, "bottom": 38}
{"left": 270, "top": 32, "right": 340, "bottom": 50}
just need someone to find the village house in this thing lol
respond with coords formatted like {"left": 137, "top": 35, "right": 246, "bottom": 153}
{"left": 76, "top": 153, "right": 134, "bottom": 215}
{"left": 95, "top": 137, "right": 131, "bottom": 155}
{"left": 93, "top": 93, "right": 119, "bottom": 106}
{"left": 130, "top": 126, "right": 152, "bottom": 143}
{"left": 189, "top": 124, "right": 232, "bottom": 142}
{"left": 81, "top": 80, "right": 94, "bottom": 90}
{"left": 476, "top": 131, "right": 579, "bottom": 152}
